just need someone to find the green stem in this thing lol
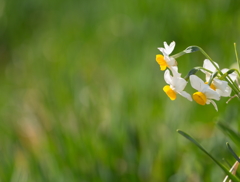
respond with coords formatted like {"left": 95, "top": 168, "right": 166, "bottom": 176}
{"left": 171, "top": 51, "right": 186, "bottom": 59}
{"left": 194, "top": 66, "right": 213, "bottom": 74}
{"left": 234, "top": 43, "right": 240, "bottom": 72}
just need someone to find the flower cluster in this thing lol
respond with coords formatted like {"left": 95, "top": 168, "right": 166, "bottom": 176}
{"left": 156, "top": 41, "right": 240, "bottom": 111}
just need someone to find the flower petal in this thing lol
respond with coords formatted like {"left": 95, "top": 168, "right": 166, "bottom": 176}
{"left": 178, "top": 91, "right": 192, "bottom": 101}
{"left": 172, "top": 77, "right": 187, "bottom": 92}
{"left": 203, "top": 59, "right": 219, "bottom": 72}
{"left": 220, "top": 86, "right": 232, "bottom": 97}
{"left": 158, "top": 41, "right": 175, "bottom": 55}
{"left": 166, "top": 41, "right": 175, "bottom": 55}
{"left": 204, "top": 87, "right": 220, "bottom": 101}
{"left": 157, "top": 47, "right": 165, "bottom": 54}
{"left": 209, "top": 100, "right": 218, "bottom": 111}
{"left": 190, "top": 75, "right": 205, "bottom": 91}
{"left": 166, "top": 56, "right": 177, "bottom": 66}
{"left": 164, "top": 69, "right": 172, "bottom": 85}
{"left": 171, "top": 66, "right": 181, "bottom": 77}
{"left": 213, "top": 79, "right": 232, "bottom": 97}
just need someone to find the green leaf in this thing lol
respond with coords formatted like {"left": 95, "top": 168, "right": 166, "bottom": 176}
{"left": 177, "top": 129, "right": 240, "bottom": 182}
{"left": 217, "top": 122, "right": 240, "bottom": 146}
{"left": 226, "top": 142, "right": 240, "bottom": 163}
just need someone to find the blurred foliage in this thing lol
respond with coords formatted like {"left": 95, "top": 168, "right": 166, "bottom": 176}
{"left": 0, "top": 0, "right": 240, "bottom": 181}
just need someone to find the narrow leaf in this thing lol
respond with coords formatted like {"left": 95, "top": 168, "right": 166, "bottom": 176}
{"left": 217, "top": 122, "right": 240, "bottom": 146}
{"left": 226, "top": 142, "right": 240, "bottom": 163}
{"left": 177, "top": 129, "right": 240, "bottom": 182}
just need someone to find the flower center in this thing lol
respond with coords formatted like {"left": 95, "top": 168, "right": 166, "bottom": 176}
{"left": 205, "top": 82, "right": 216, "bottom": 90}
{"left": 163, "top": 85, "right": 177, "bottom": 100}
{"left": 156, "top": 54, "right": 168, "bottom": 71}
{"left": 192, "top": 92, "right": 207, "bottom": 105}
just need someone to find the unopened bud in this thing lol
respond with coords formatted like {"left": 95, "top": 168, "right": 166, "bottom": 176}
{"left": 184, "top": 46, "right": 200, "bottom": 53}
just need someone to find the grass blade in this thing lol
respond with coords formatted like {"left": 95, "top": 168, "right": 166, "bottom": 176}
{"left": 217, "top": 122, "right": 240, "bottom": 146}
{"left": 226, "top": 142, "right": 240, "bottom": 163}
{"left": 177, "top": 129, "right": 240, "bottom": 182}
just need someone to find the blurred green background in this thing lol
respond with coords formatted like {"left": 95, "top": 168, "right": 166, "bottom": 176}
{"left": 1, "top": 0, "right": 240, "bottom": 181}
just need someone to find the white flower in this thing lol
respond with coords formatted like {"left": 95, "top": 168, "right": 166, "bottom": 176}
{"left": 203, "top": 59, "right": 237, "bottom": 80}
{"left": 156, "top": 41, "right": 178, "bottom": 71}
{"left": 190, "top": 75, "right": 220, "bottom": 111}
{"left": 202, "top": 59, "right": 235, "bottom": 97}
{"left": 163, "top": 69, "right": 192, "bottom": 101}
{"left": 159, "top": 41, "right": 175, "bottom": 55}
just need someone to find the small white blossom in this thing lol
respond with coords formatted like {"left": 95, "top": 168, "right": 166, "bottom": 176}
{"left": 156, "top": 41, "right": 178, "bottom": 71}
{"left": 202, "top": 59, "right": 235, "bottom": 97}
{"left": 190, "top": 75, "right": 220, "bottom": 111}
{"left": 163, "top": 69, "right": 192, "bottom": 101}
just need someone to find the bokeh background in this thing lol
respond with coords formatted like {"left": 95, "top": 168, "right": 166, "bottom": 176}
{"left": 1, "top": 0, "right": 240, "bottom": 181}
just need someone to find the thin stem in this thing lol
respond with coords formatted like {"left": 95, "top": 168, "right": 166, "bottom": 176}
{"left": 234, "top": 43, "right": 240, "bottom": 72}
{"left": 194, "top": 66, "right": 213, "bottom": 74}
{"left": 171, "top": 51, "right": 186, "bottom": 59}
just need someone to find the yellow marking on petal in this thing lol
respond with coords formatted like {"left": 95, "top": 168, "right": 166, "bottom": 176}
{"left": 192, "top": 92, "right": 207, "bottom": 105}
{"left": 163, "top": 85, "right": 176, "bottom": 100}
{"left": 156, "top": 54, "right": 168, "bottom": 71}
{"left": 205, "top": 82, "right": 216, "bottom": 90}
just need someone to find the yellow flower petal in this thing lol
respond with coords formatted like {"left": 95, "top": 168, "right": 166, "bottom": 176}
{"left": 156, "top": 54, "right": 168, "bottom": 71}
{"left": 192, "top": 92, "right": 207, "bottom": 105}
{"left": 163, "top": 85, "right": 177, "bottom": 100}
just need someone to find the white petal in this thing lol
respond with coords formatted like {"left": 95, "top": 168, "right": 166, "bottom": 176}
{"left": 161, "top": 49, "right": 169, "bottom": 57}
{"left": 209, "top": 100, "right": 218, "bottom": 111}
{"left": 164, "top": 70, "right": 172, "bottom": 85}
{"left": 168, "top": 41, "right": 176, "bottom": 54}
{"left": 213, "top": 79, "right": 228, "bottom": 90}
{"left": 157, "top": 47, "right": 165, "bottom": 54}
{"left": 158, "top": 43, "right": 169, "bottom": 56}
{"left": 169, "top": 41, "right": 176, "bottom": 48}
{"left": 223, "top": 86, "right": 232, "bottom": 97}
{"left": 216, "top": 86, "right": 232, "bottom": 97}
{"left": 204, "top": 72, "right": 212, "bottom": 82}
{"left": 218, "top": 86, "right": 231, "bottom": 97}
{"left": 190, "top": 75, "right": 205, "bottom": 91}
{"left": 178, "top": 91, "right": 192, "bottom": 101}
{"left": 166, "top": 56, "right": 177, "bottom": 66}
{"left": 172, "top": 77, "right": 187, "bottom": 92}
{"left": 221, "top": 68, "right": 228, "bottom": 74}
{"left": 163, "top": 42, "right": 169, "bottom": 54}
{"left": 203, "top": 59, "right": 219, "bottom": 72}
{"left": 213, "top": 79, "right": 231, "bottom": 97}
{"left": 163, "top": 41, "right": 168, "bottom": 49}
{"left": 171, "top": 66, "right": 180, "bottom": 77}
{"left": 163, "top": 41, "right": 175, "bottom": 55}
{"left": 204, "top": 87, "right": 220, "bottom": 101}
